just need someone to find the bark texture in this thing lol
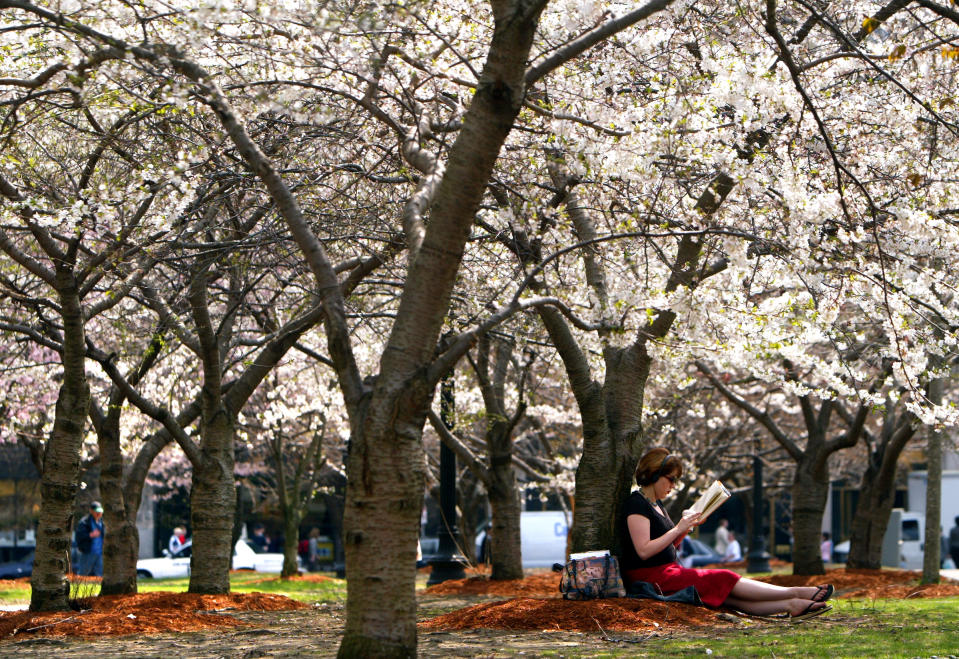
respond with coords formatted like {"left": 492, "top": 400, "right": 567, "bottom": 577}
{"left": 480, "top": 338, "right": 525, "bottom": 581}
{"left": 921, "top": 377, "right": 944, "bottom": 584}
{"left": 846, "top": 405, "right": 915, "bottom": 570}
{"left": 30, "top": 278, "right": 90, "bottom": 611}
{"left": 188, "top": 395, "right": 237, "bottom": 593}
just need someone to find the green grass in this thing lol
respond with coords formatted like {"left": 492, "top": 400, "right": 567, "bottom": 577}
{"left": 0, "top": 572, "right": 349, "bottom": 606}
{"left": 606, "top": 597, "right": 959, "bottom": 658}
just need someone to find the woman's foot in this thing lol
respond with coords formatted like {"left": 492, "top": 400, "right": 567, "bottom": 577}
{"left": 788, "top": 599, "right": 830, "bottom": 619}
{"left": 812, "top": 584, "right": 834, "bottom": 602}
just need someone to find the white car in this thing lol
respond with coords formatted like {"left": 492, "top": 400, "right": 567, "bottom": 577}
{"left": 136, "top": 538, "right": 292, "bottom": 579}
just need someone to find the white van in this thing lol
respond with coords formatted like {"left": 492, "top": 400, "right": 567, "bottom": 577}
{"left": 476, "top": 510, "right": 569, "bottom": 568}
{"left": 897, "top": 511, "right": 924, "bottom": 569}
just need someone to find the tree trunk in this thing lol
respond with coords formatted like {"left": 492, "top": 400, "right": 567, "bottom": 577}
{"left": 30, "top": 281, "right": 90, "bottom": 611}
{"left": 921, "top": 377, "right": 944, "bottom": 584}
{"left": 338, "top": 377, "right": 430, "bottom": 658}
{"left": 487, "top": 422, "right": 522, "bottom": 580}
{"left": 791, "top": 458, "right": 828, "bottom": 575}
{"left": 188, "top": 411, "right": 236, "bottom": 594}
{"left": 845, "top": 462, "right": 897, "bottom": 569}
{"left": 847, "top": 411, "right": 916, "bottom": 570}
{"left": 97, "top": 415, "right": 138, "bottom": 595}
{"left": 282, "top": 510, "right": 301, "bottom": 578}
{"left": 336, "top": 5, "right": 545, "bottom": 655}
{"left": 570, "top": 346, "right": 649, "bottom": 556}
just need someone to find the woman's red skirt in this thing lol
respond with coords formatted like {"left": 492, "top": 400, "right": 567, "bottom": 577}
{"left": 624, "top": 562, "right": 740, "bottom": 607}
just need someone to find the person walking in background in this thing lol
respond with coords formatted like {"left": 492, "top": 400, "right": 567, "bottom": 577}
{"left": 75, "top": 501, "right": 105, "bottom": 577}
{"left": 250, "top": 523, "right": 269, "bottom": 553}
{"left": 168, "top": 526, "right": 188, "bottom": 555}
{"left": 714, "top": 518, "right": 730, "bottom": 555}
{"left": 820, "top": 532, "right": 833, "bottom": 563}
{"left": 949, "top": 517, "right": 959, "bottom": 568}
{"left": 307, "top": 527, "right": 322, "bottom": 571}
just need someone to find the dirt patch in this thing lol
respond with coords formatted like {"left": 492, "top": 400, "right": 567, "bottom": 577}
{"left": 0, "top": 591, "right": 305, "bottom": 642}
{"left": 420, "top": 596, "right": 724, "bottom": 632}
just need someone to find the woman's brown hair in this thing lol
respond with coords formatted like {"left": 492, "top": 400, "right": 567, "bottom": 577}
{"left": 635, "top": 447, "right": 684, "bottom": 486}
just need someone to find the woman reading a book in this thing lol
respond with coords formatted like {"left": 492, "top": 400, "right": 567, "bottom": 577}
{"left": 621, "top": 448, "right": 833, "bottom": 620}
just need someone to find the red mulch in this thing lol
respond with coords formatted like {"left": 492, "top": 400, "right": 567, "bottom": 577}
{"left": 0, "top": 591, "right": 305, "bottom": 642}
{"left": 423, "top": 571, "right": 560, "bottom": 597}
{"left": 419, "top": 597, "right": 721, "bottom": 632}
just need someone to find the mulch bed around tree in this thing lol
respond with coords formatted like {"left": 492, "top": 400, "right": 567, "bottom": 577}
{"left": 0, "top": 592, "right": 305, "bottom": 642}
{"left": 419, "top": 596, "right": 723, "bottom": 632}
{"left": 423, "top": 571, "right": 560, "bottom": 597}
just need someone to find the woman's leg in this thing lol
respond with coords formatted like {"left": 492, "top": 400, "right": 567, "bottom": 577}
{"left": 724, "top": 596, "right": 824, "bottom": 617}
{"left": 730, "top": 577, "right": 821, "bottom": 602}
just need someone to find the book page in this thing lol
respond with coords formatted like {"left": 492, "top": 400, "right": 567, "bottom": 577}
{"left": 687, "top": 480, "right": 731, "bottom": 521}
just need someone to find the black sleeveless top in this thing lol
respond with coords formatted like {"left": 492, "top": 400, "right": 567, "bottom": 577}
{"left": 620, "top": 491, "right": 677, "bottom": 571}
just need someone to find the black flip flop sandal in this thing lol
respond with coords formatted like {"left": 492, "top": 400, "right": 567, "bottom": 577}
{"left": 791, "top": 603, "right": 832, "bottom": 622}
{"left": 813, "top": 584, "right": 835, "bottom": 602}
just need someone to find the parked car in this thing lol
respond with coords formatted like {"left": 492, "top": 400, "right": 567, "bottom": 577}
{"left": 0, "top": 550, "right": 34, "bottom": 579}
{"left": 475, "top": 510, "right": 569, "bottom": 569}
{"left": 136, "top": 539, "right": 293, "bottom": 579}
{"left": 678, "top": 537, "right": 723, "bottom": 567}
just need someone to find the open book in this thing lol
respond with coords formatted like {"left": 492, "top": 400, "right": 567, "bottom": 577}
{"left": 686, "top": 480, "right": 731, "bottom": 522}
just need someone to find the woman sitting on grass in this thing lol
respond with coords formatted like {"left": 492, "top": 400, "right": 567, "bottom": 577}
{"left": 621, "top": 448, "right": 833, "bottom": 620}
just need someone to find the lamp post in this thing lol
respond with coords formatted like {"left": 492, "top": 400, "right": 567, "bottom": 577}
{"left": 427, "top": 375, "right": 467, "bottom": 584}
{"left": 746, "top": 454, "right": 771, "bottom": 573}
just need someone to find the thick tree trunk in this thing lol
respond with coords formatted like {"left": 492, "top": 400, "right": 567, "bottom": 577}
{"left": 846, "top": 463, "right": 897, "bottom": 570}
{"left": 188, "top": 412, "right": 236, "bottom": 594}
{"left": 338, "top": 378, "right": 430, "bottom": 658}
{"left": 30, "top": 281, "right": 90, "bottom": 611}
{"left": 488, "top": 423, "right": 522, "bottom": 580}
{"left": 98, "top": 416, "right": 138, "bottom": 595}
{"left": 570, "top": 346, "right": 649, "bottom": 556}
{"left": 791, "top": 458, "right": 829, "bottom": 575}
{"left": 847, "top": 413, "right": 915, "bottom": 570}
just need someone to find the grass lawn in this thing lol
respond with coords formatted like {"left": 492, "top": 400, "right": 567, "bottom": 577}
{"left": 0, "top": 572, "right": 349, "bottom": 606}
{"left": 597, "top": 597, "right": 959, "bottom": 658}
